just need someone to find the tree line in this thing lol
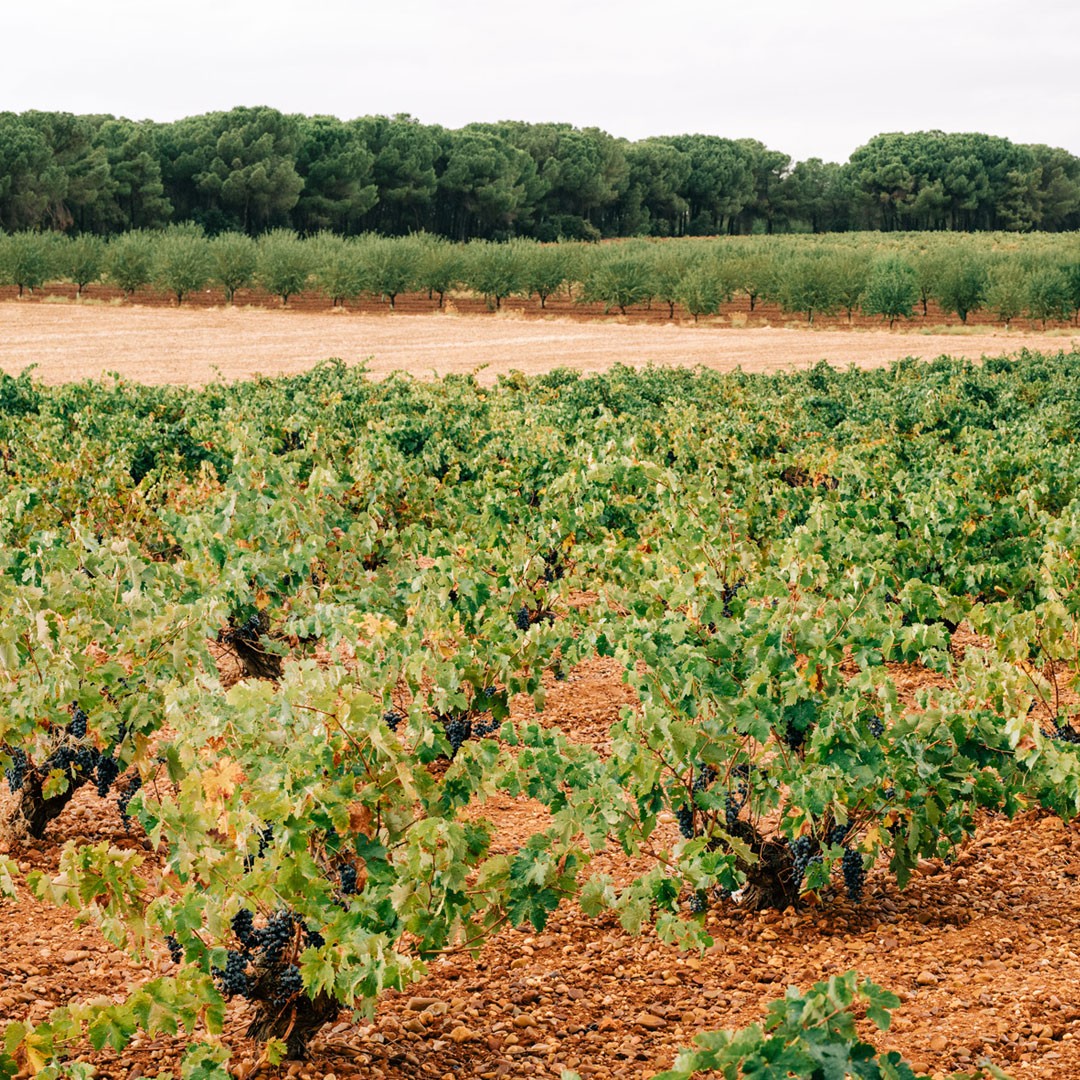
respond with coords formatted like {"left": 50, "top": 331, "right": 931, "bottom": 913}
{"left": 3, "top": 227, "right": 1079, "bottom": 327}
{"left": 1, "top": 107, "right": 1079, "bottom": 241}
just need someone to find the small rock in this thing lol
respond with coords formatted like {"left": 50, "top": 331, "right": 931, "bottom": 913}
{"left": 916, "top": 971, "right": 938, "bottom": 986}
{"left": 929, "top": 1034, "right": 948, "bottom": 1052}
{"left": 635, "top": 1012, "right": 666, "bottom": 1030}
{"left": 407, "top": 996, "right": 440, "bottom": 1011}
{"left": 449, "top": 1026, "right": 477, "bottom": 1044}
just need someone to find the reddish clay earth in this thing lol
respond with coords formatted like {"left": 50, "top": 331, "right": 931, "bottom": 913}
{"left": 0, "top": 287, "right": 1076, "bottom": 388}
{"left": 3, "top": 647, "right": 1080, "bottom": 1080}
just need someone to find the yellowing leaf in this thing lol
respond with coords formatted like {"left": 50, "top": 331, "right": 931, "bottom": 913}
{"left": 201, "top": 758, "right": 244, "bottom": 803}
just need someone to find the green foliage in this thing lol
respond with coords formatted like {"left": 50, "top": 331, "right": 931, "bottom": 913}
{"left": 153, "top": 225, "right": 212, "bottom": 305}
{"left": 581, "top": 249, "right": 654, "bottom": 314}
{"left": 863, "top": 257, "right": 917, "bottom": 327}
{"left": 2, "top": 356, "right": 1080, "bottom": 1074}
{"left": 60, "top": 234, "right": 105, "bottom": 294}
{"left": 209, "top": 231, "right": 258, "bottom": 303}
{"left": 651, "top": 972, "right": 1010, "bottom": 1080}
{"left": 256, "top": 229, "right": 314, "bottom": 306}
{"left": 105, "top": 230, "right": 154, "bottom": 296}
{"left": 0, "top": 231, "right": 55, "bottom": 295}
{"left": 461, "top": 239, "right": 527, "bottom": 309}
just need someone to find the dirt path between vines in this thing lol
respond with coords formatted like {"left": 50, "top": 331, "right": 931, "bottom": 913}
{"left": 0, "top": 302, "right": 1076, "bottom": 386}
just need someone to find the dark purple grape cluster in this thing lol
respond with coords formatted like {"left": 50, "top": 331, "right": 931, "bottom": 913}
{"left": 675, "top": 806, "right": 696, "bottom": 839}
{"left": 383, "top": 708, "right": 405, "bottom": 732}
{"left": 231, "top": 908, "right": 257, "bottom": 948}
{"left": 69, "top": 705, "right": 89, "bottom": 739}
{"left": 1052, "top": 721, "right": 1080, "bottom": 745}
{"left": 273, "top": 964, "right": 304, "bottom": 1005}
{"left": 443, "top": 714, "right": 472, "bottom": 756}
{"left": 790, "top": 836, "right": 816, "bottom": 888}
{"left": 117, "top": 775, "right": 142, "bottom": 825}
{"left": 721, "top": 581, "right": 745, "bottom": 618}
{"left": 826, "top": 824, "right": 849, "bottom": 848}
{"left": 339, "top": 864, "right": 359, "bottom": 895}
{"left": 215, "top": 949, "right": 252, "bottom": 999}
{"left": 842, "top": 846, "right": 866, "bottom": 903}
{"left": 688, "top": 890, "right": 708, "bottom": 914}
{"left": 865, "top": 715, "right": 885, "bottom": 739}
{"left": 165, "top": 934, "right": 183, "bottom": 964}
{"left": 95, "top": 755, "right": 120, "bottom": 798}
{"left": 515, "top": 605, "right": 532, "bottom": 632}
{"left": 259, "top": 909, "right": 298, "bottom": 965}
{"left": 4, "top": 747, "right": 29, "bottom": 792}
{"left": 304, "top": 927, "right": 325, "bottom": 948}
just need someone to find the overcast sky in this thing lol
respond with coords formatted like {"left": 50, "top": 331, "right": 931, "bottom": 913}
{"left": 7, "top": 0, "right": 1078, "bottom": 163}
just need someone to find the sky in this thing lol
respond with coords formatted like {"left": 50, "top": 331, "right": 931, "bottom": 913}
{"left": 7, "top": 0, "right": 1079, "bottom": 163}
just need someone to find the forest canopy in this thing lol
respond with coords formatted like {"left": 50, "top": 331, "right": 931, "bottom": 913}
{"left": 1, "top": 107, "right": 1078, "bottom": 239}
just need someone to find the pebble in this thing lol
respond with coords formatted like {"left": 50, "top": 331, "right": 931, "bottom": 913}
{"left": 916, "top": 971, "right": 938, "bottom": 986}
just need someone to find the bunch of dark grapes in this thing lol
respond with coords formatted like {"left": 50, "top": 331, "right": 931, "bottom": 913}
{"left": 865, "top": 715, "right": 885, "bottom": 739}
{"left": 687, "top": 890, "right": 708, "bottom": 914}
{"left": 383, "top": 708, "right": 405, "bottom": 733}
{"left": 259, "top": 910, "right": 298, "bottom": 965}
{"left": 95, "top": 755, "right": 120, "bottom": 798}
{"left": 273, "top": 964, "right": 304, "bottom": 1005}
{"left": 224, "top": 613, "right": 264, "bottom": 646}
{"left": 215, "top": 949, "right": 252, "bottom": 999}
{"left": 675, "top": 806, "right": 696, "bottom": 840}
{"left": 339, "top": 865, "right": 359, "bottom": 895}
{"left": 69, "top": 705, "right": 88, "bottom": 739}
{"left": 471, "top": 716, "right": 501, "bottom": 739}
{"left": 826, "top": 824, "right": 849, "bottom": 848}
{"left": 442, "top": 714, "right": 472, "bottom": 757}
{"left": 782, "top": 723, "right": 806, "bottom": 751}
{"left": 1052, "top": 721, "right": 1080, "bottom": 745}
{"left": 790, "top": 836, "right": 816, "bottom": 889}
{"left": 4, "top": 747, "right": 28, "bottom": 792}
{"left": 165, "top": 934, "right": 183, "bottom": 964}
{"left": 721, "top": 581, "right": 745, "bottom": 618}
{"left": 304, "top": 927, "right": 325, "bottom": 949}
{"left": 117, "top": 775, "right": 142, "bottom": 825}
{"left": 724, "top": 793, "right": 742, "bottom": 831}
{"left": 515, "top": 606, "right": 532, "bottom": 632}
{"left": 692, "top": 764, "right": 717, "bottom": 793}
{"left": 841, "top": 846, "right": 866, "bottom": 903}
{"left": 231, "top": 908, "right": 257, "bottom": 949}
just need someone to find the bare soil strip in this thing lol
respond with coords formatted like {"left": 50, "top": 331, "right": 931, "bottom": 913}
{"left": 1, "top": 303, "right": 1075, "bottom": 386}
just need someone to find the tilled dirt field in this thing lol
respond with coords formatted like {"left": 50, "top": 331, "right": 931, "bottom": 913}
{"left": 0, "top": 296, "right": 1076, "bottom": 387}
{"left": 3, "top": 653, "right": 1080, "bottom": 1080}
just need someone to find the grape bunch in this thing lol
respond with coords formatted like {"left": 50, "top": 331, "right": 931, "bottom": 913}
{"left": 442, "top": 714, "right": 472, "bottom": 756}
{"left": 339, "top": 864, "right": 359, "bottom": 895}
{"left": 1051, "top": 721, "right": 1080, "bottom": 745}
{"left": 164, "top": 934, "right": 183, "bottom": 964}
{"left": 3, "top": 747, "right": 28, "bottom": 793}
{"left": 842, "top": 846, "right": 866, "bottom": 903}
{"left": 675, "top": 806, "right": 696, "bottom": 840}
{"left": 215, "top": 949, "right": 252, "bottom": 999}
{"left": 826, "top": 824, "right": 849, "bottom": 848}
{"left": 95, "top": 755, "right": 121, "bottom": 798}
{"left": 383, "top": 708, "right": 405, "bottom": 733}
{"left": 273, "top": 964, "right": 304, "bottom": 1005}
{"left": 687, "top": 890, "right": 708, "bottom": 914}
{"left": 515, "top": 605, "right": 532, "bottom": 632}
{"left": 117, "top": 774, "right": 142, "bottom": 825}
{"left": 69, "top": 705, "right": 89, "bottom": 739}
{"left": 721, "top": 581, "right": 745, "bottom": 618}
{"left": 259, "top": 909, "right": 298, "bottom": 965}
{"left": 865, "top": 715, "right": 885, "bottom": 739}
{"left": 231, "top": 908, "right": 257, "bottom": 948}
{"left": 789, "top": 836, "right": 817, "bottom": 889}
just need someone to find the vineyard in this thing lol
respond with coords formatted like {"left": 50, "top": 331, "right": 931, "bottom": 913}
{"left": 3, "top": 353, "right": 1080, "bottom": 1078}
{"left": 2, "top": 230, "right": 1080, "bottom": 332}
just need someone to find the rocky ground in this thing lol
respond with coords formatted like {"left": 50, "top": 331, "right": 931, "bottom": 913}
{"left": 3, "top": 654, "right": 1080, "bottom": 1079}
